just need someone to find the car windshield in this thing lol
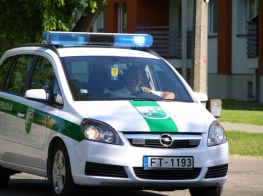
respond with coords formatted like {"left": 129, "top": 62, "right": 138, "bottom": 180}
{"left": 61, "top": 56, "right": 193, "bottom": 102}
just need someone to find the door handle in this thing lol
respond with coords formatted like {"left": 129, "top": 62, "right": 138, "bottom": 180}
{"left": 17, "top": 113, "right": 25, "bottom": 118}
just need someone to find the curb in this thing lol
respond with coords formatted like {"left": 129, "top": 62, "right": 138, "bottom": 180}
{"left": 220, "top": 122, "right": 263, "bottom": 134}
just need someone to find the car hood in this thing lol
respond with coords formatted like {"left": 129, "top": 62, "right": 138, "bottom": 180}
{"left": 75, "top": 101, "right": 215, "bottom": 133}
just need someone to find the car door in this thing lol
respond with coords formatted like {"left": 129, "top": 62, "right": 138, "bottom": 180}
{"left": 0, "top": 54, "right": 37, "bottom": 165}
{"left": 0, "top": 54, "right": 61, "bottom": 170}
{"left": 16, "top": 55, "right": 60, "bottom": 169}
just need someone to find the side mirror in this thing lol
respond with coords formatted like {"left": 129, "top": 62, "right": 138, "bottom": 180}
{"left": 25, "top": 89, "right": 47, "bottom": 103}
{"left": 193, "top": 92, "right": 208, "bottom": 103}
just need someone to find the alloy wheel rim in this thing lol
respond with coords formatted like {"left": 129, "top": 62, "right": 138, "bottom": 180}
{"left": 53, "top": 150, "right": 66, "bottom": 194}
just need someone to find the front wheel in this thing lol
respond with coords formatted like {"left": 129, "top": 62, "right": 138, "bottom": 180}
{"left": 50, "top": 142, "right": 77, "bottom": 196}
{"left": 189, "top": 185, "right": 223, "bottom": 196}
{"left": 0, "top": 165, "right": 11, "bottom": 187}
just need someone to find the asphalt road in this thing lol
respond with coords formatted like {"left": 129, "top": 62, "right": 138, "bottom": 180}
{"left": 0, "top": 156, "right": 262, "bottom": 196}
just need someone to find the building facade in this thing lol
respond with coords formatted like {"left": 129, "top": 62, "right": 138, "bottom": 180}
{"left": 93, "top": 0, "right": 263, "bottom": 102}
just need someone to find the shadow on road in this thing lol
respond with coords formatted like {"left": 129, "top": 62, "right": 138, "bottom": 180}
{"left": 1, "top": 178, "right": 175, "bottom": 196}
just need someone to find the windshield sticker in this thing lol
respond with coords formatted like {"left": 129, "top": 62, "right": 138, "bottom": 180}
{"left": 0, "top": 101, "right": 13, "bottom": 111}
{"left": 111, "top": 64, "right": 118, "bottom": 80}
{"left": 130, "top": 101, "right": 178, "bottom": 132}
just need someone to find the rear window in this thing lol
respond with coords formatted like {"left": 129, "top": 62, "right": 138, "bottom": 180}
{"left": 61, "top": 56, "right": 193, "bottom": 102}
{"left": 0, "top": 57, "right": 13, "bottom": 89}
{"left": 4, "top": 55, "right": 35, "bottom": 95}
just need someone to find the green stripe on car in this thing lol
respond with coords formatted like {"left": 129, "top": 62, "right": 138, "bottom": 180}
{"left": 129, "top": 101, "right": 178, "bottom": 132}
{"left": 0, "top": 97, "right": 84, "bottom": 142}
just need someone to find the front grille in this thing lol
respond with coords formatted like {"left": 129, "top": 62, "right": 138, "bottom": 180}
{"left": 205, "top": 164, "right": 228, "bottom": 179}
{"left": 128, "top": 139, "right": 200, "bottom": 148}
{"left": 133, "top": 167, "right": 201, "bottom": 180}
{"left": 85, "top": 162, "right": 128, "bottom": 178}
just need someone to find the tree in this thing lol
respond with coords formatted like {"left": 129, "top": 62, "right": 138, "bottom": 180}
{"left": 0, "top": 0, "right": 106, "bottom": 55}
{"left": 73, "top": 0, "right": 107, "bottom": 32}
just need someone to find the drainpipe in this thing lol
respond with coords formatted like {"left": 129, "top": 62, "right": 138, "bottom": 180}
{"left": 182, "top": 0, "right": 187, "bottom": 80}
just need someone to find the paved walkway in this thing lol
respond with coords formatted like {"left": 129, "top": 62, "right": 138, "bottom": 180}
{"left": 220, "top": 122, "right": 263, "bottom": 133}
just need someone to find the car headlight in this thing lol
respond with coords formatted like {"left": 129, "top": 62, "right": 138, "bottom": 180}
{"left": 80, "top": 119, "right": 123, "bottom": 145}
{"left": 207, "top": 121, "right": 227, "bottom": 147}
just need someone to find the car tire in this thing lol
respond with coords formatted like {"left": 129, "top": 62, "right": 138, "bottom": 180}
{"left": 50, "top": 142, "right": 77, "bottom": 196}
{"left": 189, "top": 185, "right": 223, "bottom": 196}
{"left": 0, "top": 166, "right": 10, "bottom": 187}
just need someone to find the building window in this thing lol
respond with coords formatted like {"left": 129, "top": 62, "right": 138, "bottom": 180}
{"left": 237, "top": 0, "right": 258, "bottom": 34}
{"left": 93, "top": 11, "right": 104, "bottom": 33}
{"left": 245, "top": 0, "right": 258, "bottom": 22}
{"left": 208, "top": 0, "right": 218, "bottom": 35}
{"left": 118, "top": 3, "right": 127, "bottom": 33}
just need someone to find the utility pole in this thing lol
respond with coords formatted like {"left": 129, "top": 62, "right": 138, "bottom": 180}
{"left": 191, "top": 0, "right": 208, "bottom": 94}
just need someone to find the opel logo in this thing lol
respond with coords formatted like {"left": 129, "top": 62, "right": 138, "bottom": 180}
{"left": 159, "top": 133, "right": 173, "bottom": 147}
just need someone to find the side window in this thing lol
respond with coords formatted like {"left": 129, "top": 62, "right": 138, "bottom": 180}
{"left": 30, "top": 56, "right": 55, "bottom": 93}
{"left": 0, "top": 57, "right": 13, "bottom": 89}
{"left": 30, "top": 56, "right": 63, "bottom": 108}
{"left": 5, "top": 55, "right": 34, "bottom": 95}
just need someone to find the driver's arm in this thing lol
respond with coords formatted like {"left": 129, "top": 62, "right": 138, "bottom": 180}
{"left": 160, "top": 92, "right": 175, "bottom": 99}
{"left": 140, "top": 87, "right": 175, "bottom": 99}
{"left": 140, "top": 87, "right": 151, "bottom": 93}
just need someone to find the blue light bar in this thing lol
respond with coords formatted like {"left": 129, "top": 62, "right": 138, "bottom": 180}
{"left": 42, "top": 31, "right": 153, "bottom": 48}
{"left": 113, "top": 34, "right": 153, "bottom": 47}
{"left": 43, "top": 31, "right": 89, "bottom": 45}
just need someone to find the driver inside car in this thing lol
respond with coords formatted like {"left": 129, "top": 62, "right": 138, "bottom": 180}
{"left": 111, "top": 66, "right": 175, "bottom": 99}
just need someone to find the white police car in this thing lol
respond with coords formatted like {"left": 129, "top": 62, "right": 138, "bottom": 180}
{"left": 0, "top": 31, "right": 228, "bottom": 196}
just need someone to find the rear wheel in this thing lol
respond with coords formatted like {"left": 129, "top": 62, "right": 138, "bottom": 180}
{"left": 0, "top": 166, "right": 10, "bottom": 187}
{"left": 50, "top": 142, "right": 77, "bottom": 196}
{"left": 189, "top": 185, "right": 223, "bottom": 196}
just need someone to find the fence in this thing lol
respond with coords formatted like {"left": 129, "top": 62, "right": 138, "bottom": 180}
{"left": 136, "top": 26, "right": 192, "bottom": 59}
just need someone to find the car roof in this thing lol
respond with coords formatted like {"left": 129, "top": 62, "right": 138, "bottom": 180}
{"left": 56, "top": 47, "right": 160, "bottom": 59}
{"left": 4, "top": 45, "right": 160, "bottom": 60}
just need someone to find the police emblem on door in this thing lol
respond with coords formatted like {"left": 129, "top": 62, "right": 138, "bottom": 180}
{"left": 25, "top": 107, "right": 35, "bottom": 134}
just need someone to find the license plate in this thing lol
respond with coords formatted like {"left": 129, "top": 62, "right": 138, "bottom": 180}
{"left": 143, "top": 156, "right": 194, "bottom": 170}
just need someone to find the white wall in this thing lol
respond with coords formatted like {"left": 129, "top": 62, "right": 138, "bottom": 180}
{"left": 208, "top": 74, "right": 232, "bottom": 100}
{"left": 208, "top": 74, "right": 257, "bottom": 101}
{"left": 207, "top": 37, "right": 217, "bottom": 74}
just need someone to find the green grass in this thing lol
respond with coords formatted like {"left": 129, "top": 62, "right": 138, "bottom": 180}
{"left": 220, "top": 100, "right": 263, "bottom": 125}
{"left": 226, "top": 131, "right": 263, "bottom": 156}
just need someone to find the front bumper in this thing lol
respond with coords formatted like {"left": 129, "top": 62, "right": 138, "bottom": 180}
{"left": 68, "top": 132, "right": 229, "bottom": 189}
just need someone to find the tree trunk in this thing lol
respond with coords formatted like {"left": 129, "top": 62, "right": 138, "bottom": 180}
{"left": 72, "top": 0, "right": 107, "bottom": 32}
